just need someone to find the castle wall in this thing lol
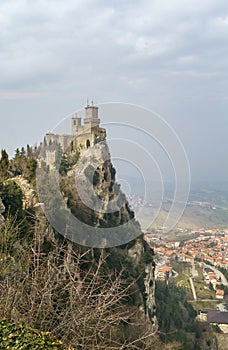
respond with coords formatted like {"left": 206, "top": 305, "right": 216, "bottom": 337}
{"left": 45, "top": 133, "right": 74, "bottom": 153}
{"left": 43, "top": 105, "right": 106, "bottom": 169}
{"left": 46, "top": 150, "right": 57, "bottom": 170}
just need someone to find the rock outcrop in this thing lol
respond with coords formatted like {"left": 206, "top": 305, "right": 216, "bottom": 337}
{"left": 66, "top": 142, "right": 157, "bottom": 323}
{"left": 12, "top": 176, "right": 38, "bottom": 209}
{"left": 36, "top": 140, "right": 157, "bottom": 326}
{"left": 128, "top": 239, "right": 157, "bottom": 324}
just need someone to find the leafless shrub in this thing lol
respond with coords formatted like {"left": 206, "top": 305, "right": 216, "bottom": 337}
{"left": 0, "top": 218, "right": 179, "bottom": 349}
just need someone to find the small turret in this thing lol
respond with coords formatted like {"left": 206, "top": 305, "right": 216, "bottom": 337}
{"left": 72, "top": 113, "right": 82, "bottom": 135}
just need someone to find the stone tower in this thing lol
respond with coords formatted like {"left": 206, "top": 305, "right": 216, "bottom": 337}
{"left": 84, "top": 102, "right": 100, "bottom": 129}
{"left": 72, "top": 113, "right": 82, "bottom": 135}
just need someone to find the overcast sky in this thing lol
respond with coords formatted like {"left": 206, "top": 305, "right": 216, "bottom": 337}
{"left": 0, "top": 0, "right": 228, "bottom": 185}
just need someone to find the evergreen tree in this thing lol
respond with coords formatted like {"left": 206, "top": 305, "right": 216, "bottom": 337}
{"left": 15, "top": 148, "right": 20, "bottom": 158}
{"left": 12, "top": 147, "right": 27, "bottom": 175}
{"left": 25, "top": 158, "right": 37, "bottom": 183}
{"left": 20, "top": 147, "right": 26, "bottom": 158}
{"left": 26, "top": 144, "right": 33, "bottom": 158}
{"left": 0, "top": 181, "right": 24, "bottom": 221}
{"left": 0, "top": 149, "right": 9, "bottom": 180}
{"left": 54, "top": 144, "right": 63, "bottom": 170}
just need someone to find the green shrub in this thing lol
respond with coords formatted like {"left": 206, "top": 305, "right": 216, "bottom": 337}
{"left": 0, "top": 319, "right": 70, "bottom": 349}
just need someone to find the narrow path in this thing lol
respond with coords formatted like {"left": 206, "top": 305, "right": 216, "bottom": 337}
{"left": 189, "top": 277, "right": 197, "bottom": 301}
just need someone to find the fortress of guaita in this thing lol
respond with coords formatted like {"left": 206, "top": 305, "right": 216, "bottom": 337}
{"left": 41, "top": 102, "right": 106, "bottom": 169}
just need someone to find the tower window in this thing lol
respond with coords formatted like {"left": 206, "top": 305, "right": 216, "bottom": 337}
{"left": 86, "top": 140, "right": 90, "bottom": 148}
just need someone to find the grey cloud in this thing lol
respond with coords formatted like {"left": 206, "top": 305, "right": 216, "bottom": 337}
{"left": 1, "top": 0, "right": 228, "bottom": 90}
{"left": 0, "top": 0, "right": 228, "bottom": 184}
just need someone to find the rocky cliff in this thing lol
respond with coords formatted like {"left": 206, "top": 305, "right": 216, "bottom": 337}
{"left": 11, "top": 141, "right": 157, "bottom": 328}
{"left": 12, "top": 176, "right": 38, "bottom": 209}
{"left": 67, "top": 143, "right": 156, "bottom": 323}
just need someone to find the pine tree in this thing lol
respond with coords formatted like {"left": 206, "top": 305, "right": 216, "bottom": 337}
{"left": 0, "top": 149, "right": 9, "bottom": 180}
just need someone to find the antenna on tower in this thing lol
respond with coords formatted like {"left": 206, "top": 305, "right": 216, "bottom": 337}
{"left": 86, "top": 97, "right": 89, "bottom": 106}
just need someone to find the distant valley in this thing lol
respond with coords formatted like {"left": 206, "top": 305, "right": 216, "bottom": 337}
{"left": 128, "top": 184, "right": 228, "bottom": 231}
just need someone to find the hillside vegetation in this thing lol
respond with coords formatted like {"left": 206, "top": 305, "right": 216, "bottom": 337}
{"left": 0, "top": 147, "right": 180, "bottom": 349}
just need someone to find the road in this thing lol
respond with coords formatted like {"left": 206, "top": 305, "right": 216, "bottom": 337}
{"left": 203, "top": 262, "right": 228, "bottom": 286}
{"left": 189, "top": 277, "right": 197, "bottom": 301}
{"left": 188, "top": 299, "right": 218, "bottom": 303}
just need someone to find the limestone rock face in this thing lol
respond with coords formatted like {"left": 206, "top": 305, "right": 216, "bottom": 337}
{"left": 12, "top": 176, "right": 38, "bottom": 209}
{"left": 128, "top": 240, "right": 144, "bottom": 265}
{"left": 0, "top": 197, "right": 5, "bottom": 224}
{"left": 128, "top": 239, "right": 157, "bottom": 325}
{"left": 145, "top": 263, "right": 157, "bottom": 325}
{"left": 67, "top": 142, "right": 138, "bottom": 233}
{"left": 62, "top": 142, "right": 157, "bottom": 322}
{"left": 24, "top": 139, "right": 157, "bottom": 326}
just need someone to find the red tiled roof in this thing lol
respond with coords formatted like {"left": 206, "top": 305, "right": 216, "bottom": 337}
{"left": 216, "top": 289, "right": 224, "bottom": 296}
{"left": 158, "top": 266, "right": 172, "bottom": 273}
